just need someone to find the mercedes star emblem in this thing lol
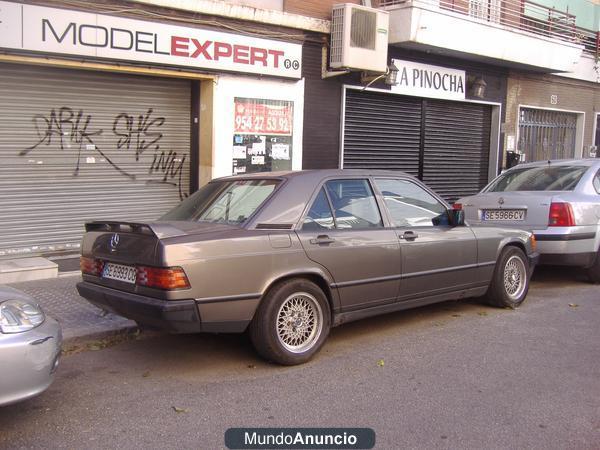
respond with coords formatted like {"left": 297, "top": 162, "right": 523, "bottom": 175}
{"left": 110, "top": 233, "right": 120, "bottom": 251}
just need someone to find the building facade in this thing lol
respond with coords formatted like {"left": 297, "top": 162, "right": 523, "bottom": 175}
{"left": 1, "top": 0, "right": 599, "bottom": 266}
{"left": 0, "top": 0, "right": 323, "bottom": 259}
{"left": 306, "top": 0, "right": 599, "bottom": 200}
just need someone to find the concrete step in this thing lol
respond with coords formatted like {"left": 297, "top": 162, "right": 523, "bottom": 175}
{"left": 0, "top": 257, "right": 58, "bottom": 283}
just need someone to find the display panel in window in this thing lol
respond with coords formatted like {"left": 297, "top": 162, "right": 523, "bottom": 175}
{"left": 232, "top": 98, "right": 293, "bottom": 174}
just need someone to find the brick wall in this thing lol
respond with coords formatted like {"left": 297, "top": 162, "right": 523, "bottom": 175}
{"left": 505, "top": 73, "right": 600, "bottom": 154}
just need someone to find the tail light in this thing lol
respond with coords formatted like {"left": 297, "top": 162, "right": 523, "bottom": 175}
{"left": 136, "top": 266, "right": 190, "bottom": 290}
{"left": 548, "top": 202, "right": 575, "bottom": 227}
{"left": 452, "top": 203, "right": 462, "bottom": 210}
{"left": 80, "top": 256, "right": 105, "bottom": 276}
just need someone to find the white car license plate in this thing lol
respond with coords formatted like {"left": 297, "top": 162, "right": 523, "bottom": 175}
{"left": 482, "top": 209, "right": 525, "bottom": 221}
{"left": 103, "top": 262, "right": 136, "bottom": 284}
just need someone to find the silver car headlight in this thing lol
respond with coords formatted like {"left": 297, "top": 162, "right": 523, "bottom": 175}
{"left": 0, "top": 299, "right": 45, "bottom": 333}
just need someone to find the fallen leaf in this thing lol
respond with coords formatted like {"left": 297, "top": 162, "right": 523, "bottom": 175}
{"left": 477, "top": 311, "right": 488, "bottom": 316}
{"left": 247, "top": 364, "right": 256, "bottom": 369}
{"left": 451, "top": 314, "right": 461, "bottom": 318}
{"left": 172, "top": 406, "right": 188, "bottom": 413}
{"left": 377, "top": 359, "right": 385, "bottom": 367}
{"left": 142, "top": 371, "right": 151, "bottom": 378}
{"left": 568, "top": 303, "right": 579, "bottom": 308}
{"left": 87, "top": 343, "right": 103, "bottom": 351}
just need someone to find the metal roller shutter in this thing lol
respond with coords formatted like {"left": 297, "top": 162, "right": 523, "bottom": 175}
{"left": 0, "top": 63, "right": 191, "bottom": 258}
{"left": 343, "top": 90, "right": 421, "bottom": 176}
{"left": 342, "top": 90, "right": 492, "bottom": 202}
{"left": 423, "top": 99, "right": 491, "bottom": 201}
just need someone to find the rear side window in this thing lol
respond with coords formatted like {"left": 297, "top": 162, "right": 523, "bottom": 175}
{"left": 485, "top": 165, "right": 588, "bottom": 192}
{"left": 161, "top": 179, "right": 279, "bottom": 224}
{"left": 324, "top": 179, "right": 383, "bottom": 229}
{"left": 302, "top": 189, "right": 335, "bottom": 231}
{"left": 302, "top": 179, "right": 383, "bottom": 230}
{"left": 374, "top": 178, "right": 448, "bottom": 227}
{"left": 594, "top": 170, "right": 600, "bottom": 194}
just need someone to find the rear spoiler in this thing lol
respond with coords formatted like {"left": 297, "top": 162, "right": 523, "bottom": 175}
{"left": 84, "top": 221, "right": 187, "bottom": 239}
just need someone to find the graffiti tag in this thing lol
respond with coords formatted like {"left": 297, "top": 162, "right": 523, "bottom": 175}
{"left": 21, "top": 107, "right": 134, "bottom": 179}
{"left": 112, "top": 108, "right": 165, "bottom": 161}
{"left": 148, "top": 150, "right": 188, "bottom": 200}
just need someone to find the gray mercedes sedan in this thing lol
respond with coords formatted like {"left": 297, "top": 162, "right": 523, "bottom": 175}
{"left": 458, "top": 159, "right": 600, "bottom": 282}
{"left": 0, "top": 286, "right": 62, "bottom": 406}
{"left": 77, "top": 170, "right": 538, "bottom": 365}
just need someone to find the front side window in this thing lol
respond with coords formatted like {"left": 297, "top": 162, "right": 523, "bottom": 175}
{"left": 485, "top": 165, "right": 588, "bottom": 192}
{"left": 324, "top": 179, "right": 383, "bottom": 229}
{"left": 161, "top": 179, "right": 279, "bottom": 224}
{"left": 374, "top": 178, "right": 448, "bottom": 227}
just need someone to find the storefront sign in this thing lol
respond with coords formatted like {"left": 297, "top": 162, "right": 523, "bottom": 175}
{"left": 390, "top": 59, "right": 465, "bottom": 100}
{"left": 0, "top": 1, "right": 302, "bottom": 78}
{"left": 234, "top": 99, "right": 293, "bottom": 135}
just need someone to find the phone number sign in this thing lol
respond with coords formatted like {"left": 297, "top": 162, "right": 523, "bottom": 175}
{"left": 234, "top": 98, "right": 293, "bottom": 135}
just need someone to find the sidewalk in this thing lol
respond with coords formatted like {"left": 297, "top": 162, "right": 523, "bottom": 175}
{"left": 7, "top": 274, "right": 138, "bottom": 345}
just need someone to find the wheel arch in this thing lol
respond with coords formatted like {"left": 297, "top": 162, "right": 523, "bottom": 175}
{"left": 503, "top": 240, "right": 527, "bottom": 256}
{"left": 258, "top": 270, "right": 338, "bottom": 319}
{"left": 496, "top": 236, "right": 529, "bottom": 262}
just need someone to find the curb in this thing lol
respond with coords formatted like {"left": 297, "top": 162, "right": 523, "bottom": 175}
{"left": 62, "top": 323, "right": 140, "bottom": 347}
{"left": 61, "top": 323, "right": 165, "bottom": 356}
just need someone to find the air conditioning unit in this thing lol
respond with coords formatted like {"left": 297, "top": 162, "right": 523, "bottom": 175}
{"left": 330, "top": 3, "right": 389, "bottom": 73}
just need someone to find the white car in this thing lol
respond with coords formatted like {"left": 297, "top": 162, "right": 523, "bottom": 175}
{"left": 458, "top": 159, "right": 600, "bottom": 282}
{"left": 0, "top": 286, "right": 62, "bottom": 406}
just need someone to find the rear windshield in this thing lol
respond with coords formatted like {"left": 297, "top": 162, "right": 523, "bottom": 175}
{"left": 485, "top": 165, "right": 588, "bottom": 192}
{"left": 161, "top": 179, "right": 279, "bottom": 224}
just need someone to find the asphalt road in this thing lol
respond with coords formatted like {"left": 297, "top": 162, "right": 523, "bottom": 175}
{"left": 1, "top": 267, "right": 599, "bottom": 450}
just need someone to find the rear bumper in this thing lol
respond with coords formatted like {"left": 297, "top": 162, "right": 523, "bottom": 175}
{"left": 77, "top": 282, "right": 202, "bottom": 333}
{"left": 76, "top": 282, "right": 254, "bottom": 333}
{"left": 533, "top": 229, "right": 597, "bottom": 267}
{"left": 538, "top": 252, "right": 596, "bottom": 268}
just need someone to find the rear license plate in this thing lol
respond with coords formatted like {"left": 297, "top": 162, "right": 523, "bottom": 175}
{"left": 482, "top": 209, "right": 525, "bottom": 221}
{"left": 103, "top": 262, "right": 136, "bottom": 284}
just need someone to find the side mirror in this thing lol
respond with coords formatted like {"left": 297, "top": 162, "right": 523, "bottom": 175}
{"left": 449, "top": 208, "right": 465, "bottom": 227}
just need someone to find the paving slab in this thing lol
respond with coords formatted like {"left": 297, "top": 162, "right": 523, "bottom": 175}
{"left": 7, "top": 274, "right": 137, "bottom": 344}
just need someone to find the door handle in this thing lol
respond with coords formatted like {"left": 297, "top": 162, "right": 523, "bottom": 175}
{"left": 310, "top": 235, "right": 336, "bottom": 245}
{"left": 399, "top": 231, "right": 419, "bottom": 241}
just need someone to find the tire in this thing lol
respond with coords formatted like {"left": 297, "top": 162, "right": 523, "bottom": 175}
{"left": 249, "top": 279, "right": 331, "bottom": 366}
{"left": 586, "top": 249, "right": 600, "bottom": 284}
{"left": 485, "top": 246, "right": 530, "bottom": 309}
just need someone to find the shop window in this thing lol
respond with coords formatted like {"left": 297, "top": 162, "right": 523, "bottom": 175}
{"left": 232, "top": 97, "right": 293, "bottom": 174}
